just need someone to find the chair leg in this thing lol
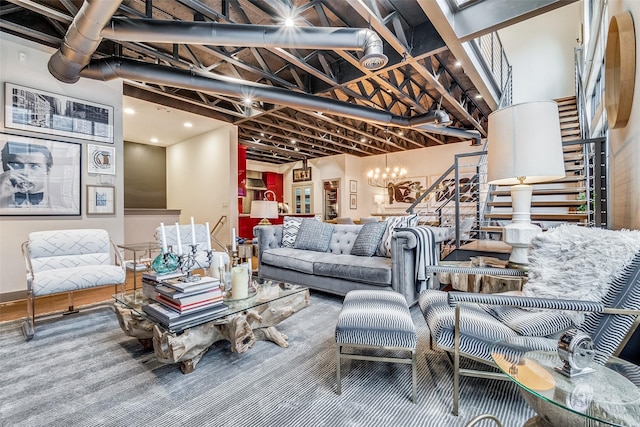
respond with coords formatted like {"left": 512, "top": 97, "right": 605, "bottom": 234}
{"left": 22, "top": 289, "right": 34, "bottom": 340}
{"left": 411, "top": 349, "right": 417, "bottom": 404}
{"left": 336, "top": 345, "right": 342, "bottom": 395}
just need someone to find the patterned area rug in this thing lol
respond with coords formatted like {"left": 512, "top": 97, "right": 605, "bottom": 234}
{"left": 0, "top": 292, "right": 534, "bottom": 426}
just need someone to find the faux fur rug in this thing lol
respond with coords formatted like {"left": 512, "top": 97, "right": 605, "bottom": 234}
{"left": 523, "top": 225, "right": 640, "bottom": 305}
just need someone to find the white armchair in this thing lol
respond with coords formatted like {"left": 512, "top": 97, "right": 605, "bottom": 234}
{"left": 22, "top": 229, "right": 126, "bottom": 340}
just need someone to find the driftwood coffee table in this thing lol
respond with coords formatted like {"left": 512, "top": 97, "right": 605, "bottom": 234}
{"left": 113, "top": 282, "right": 310, "bottom": 373}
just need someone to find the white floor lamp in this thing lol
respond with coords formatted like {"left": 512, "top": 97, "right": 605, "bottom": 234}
{"left": 487, "top": 101, "right": 566, "bottom": 267}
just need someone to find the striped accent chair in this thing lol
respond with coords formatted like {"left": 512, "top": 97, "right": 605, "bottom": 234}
{"left": 419, "top": 229, "right": 640, "bottom": 416}
{"left": 22, "top": 229, "right": 126, "bottom": 340}
{"left": 335, "top": 290, "right": 418, "bottom": 403}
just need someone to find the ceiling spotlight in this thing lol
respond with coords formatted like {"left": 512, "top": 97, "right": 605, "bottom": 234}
{"left": 290, "top": 139, "right": 296, "bottom": 144}
{"left": 183, "top": 122, "right": 193, "bottom": 128}
{"left": 455, "top": 61, "right": 462, "bottom": 67}
{"left": 260, "top": 132, "right": 265, "bottom": 137}
{"left": 243, "top": 97, "right": 253, "bottom": 106}
{"left": 475, "top": 94, "right": 483, "bottom": 99}
{"left": 285, "top": 17, "right": 295, "bottom": 27}
{"left": 398, "top": 130, "right": 404, "bottom": 136}
{"left": 294, "top": 147, "right": 300, "bottom": 152}
{"left": 124, "top": 107, "right": 135, "bottom": 115}
{"left": 360, "top": 137, "right": 367, "bottom": 143}
{"left": 150, "top": 137, "right": 159, "bottom": 143}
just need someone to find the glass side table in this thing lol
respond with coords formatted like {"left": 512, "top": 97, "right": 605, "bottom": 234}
{"left": 117, "top": 242, "right": 163, "bottom": 293}
{"left": 491, "top": 337, "right": 640, "bottom": 426}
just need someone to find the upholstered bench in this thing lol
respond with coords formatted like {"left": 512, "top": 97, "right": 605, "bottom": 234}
{"left": 335, "top": 290, "right": 418, "bottom": 403}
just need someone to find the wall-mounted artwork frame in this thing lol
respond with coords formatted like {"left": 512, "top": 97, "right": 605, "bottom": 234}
{"left": 0, "top": 133, "right": 81, "bottom": 216}
{"left": 4, "top": 82, "right": 114, "bottom": 143}
{"left": 350, "top": 180, "right": 357, "bottom": 193}
{"left": 86, "top": 185, "right": 115, "bottom": 215}
{"left": 293, "top": 167, "right": 312, "bottom": 182}
{"left": 350, "top": 193, "right": 357, "bottom": 209}
{"left": 87, "top": 144, "right": 116, "bottom": 175}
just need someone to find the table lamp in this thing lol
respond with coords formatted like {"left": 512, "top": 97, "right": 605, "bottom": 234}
{"left": 374, "top": 194, "right": 384, "bottom": 213}
{"left": 487, "top": 100, "right": 565, "bottom": 267}
{"left": 250, "top": 200, "right": 278, "bottom": 225}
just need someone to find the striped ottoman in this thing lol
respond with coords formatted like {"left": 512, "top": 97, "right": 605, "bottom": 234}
{"left": 335, "top": 290, "right": 418, "bottom": 403}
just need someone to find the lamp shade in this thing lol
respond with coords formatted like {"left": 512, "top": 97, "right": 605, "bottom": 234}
{"left": 373, "top": 194, "right": 385, "bottom": 204}
{"left": 487, "top": 101, "right": 565, "bottom": 185}
{"left": 250, "top": 200, "right": 278, "bottom": 219}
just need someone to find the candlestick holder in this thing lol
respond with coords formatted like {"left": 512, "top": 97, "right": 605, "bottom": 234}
{"left": 176, "top": 244, "right": 214, "bottom": 281}
{"left": 231, "top": 249, "right": 240, "bottom": 267}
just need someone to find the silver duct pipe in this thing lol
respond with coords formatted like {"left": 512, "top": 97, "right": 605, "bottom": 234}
{"left": 80, "top": 57, "right": 480, "bottom": 141}
{"left": 49, "top": 0, "right": 479, "bottom": 143}
{"left": 102, "top": 18, "right": 388, "bottom": 70}
{"left": 48, "top": 0, "right": 123, "bottom": 83}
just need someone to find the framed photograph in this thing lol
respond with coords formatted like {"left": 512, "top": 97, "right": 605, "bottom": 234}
{"left": 87, "top": 144, "right": 116, "bottom": 175}
{"left": 86, "top": 185, "right": 115, "bottom": 215}
{"left": 293, "top": 167, "right": 312, "bottom": 182}
{"left": 4, "top": 82, "right": 114, "bottom": 143}
{"left": 0, "top": 133, "right": 81, "bottom": 216}
{"left": 350, "top": 193, "right": 357, "bottom": 209}
{"left": 349, "top": 180, "right": 357, "bottom": 193}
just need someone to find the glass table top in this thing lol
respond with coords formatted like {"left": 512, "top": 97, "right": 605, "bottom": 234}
{"left": 113, "top": 280, "right": 308, "bottom": 334}
{"left": 491, "top": 337, "right": 640, "bottom": 426}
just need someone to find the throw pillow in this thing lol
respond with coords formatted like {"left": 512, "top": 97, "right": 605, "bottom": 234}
{"left": 294, "top": 218, "right": 334, "bottom": 252}
{"left": 351, "top": 222, "right": 387, "bottom": 257}
{"left": 282, "top": 216, "right": 322, "bottom": 248}
{"left": 376, "top": 214, "right": 419, "bottom": 257}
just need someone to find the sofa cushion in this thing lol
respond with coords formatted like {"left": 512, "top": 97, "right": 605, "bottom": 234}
{"left": 377, "top": 214, "right": 419, "bottom": 257}
{"left": 261, "top": 248, "right": 318, "bottom": 274}
{"left": 351, "top": 221, "right": 387, "bottom": 257}
{"left": 313, "top": 253, "right": 392, "bottom": 285}
{"left": 294, "top": 219, "right": 334, "bottom": 252}
{"left": 281, "top": 216, "right": 303, "bottom": 248}
{"left": 328, "top": 225, "right": 362, "bottom": 254}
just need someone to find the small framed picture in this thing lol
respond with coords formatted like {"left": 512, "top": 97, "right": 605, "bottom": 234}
{"left": 350, "top": 180, "right": 357, "bottom": 193}
{"left": 87, "top": 185, "right": 115, "bottom": 215}
{"left": 350, "top": 193, "right": 357, "bottom": 209}
{"left": 293, "top": 167, "right": 312, "bottom": 182}
{"left": 87, "top": 144, "right": 116, "bottom": 175}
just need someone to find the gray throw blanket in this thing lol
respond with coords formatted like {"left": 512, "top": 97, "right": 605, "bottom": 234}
{"left": 397, "top": 226, "right": 438, "bottom": 292}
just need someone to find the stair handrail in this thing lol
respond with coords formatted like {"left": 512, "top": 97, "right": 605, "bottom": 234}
{"left": 574, "top": 47, "right": 592, "bottom": 139}
{"left": 209, "top": 215, "right": 229, "bottom": 253}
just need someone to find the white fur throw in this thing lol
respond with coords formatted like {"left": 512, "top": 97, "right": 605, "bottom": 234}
{"left": 522, "top": 225, "right": 640, "bottom": 306}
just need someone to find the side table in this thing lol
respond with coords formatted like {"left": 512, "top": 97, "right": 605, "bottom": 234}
{"left": 117, "top": 242, "right": 163, "bottom": 293}
{"left": 428, "top": 257, "right": 527, "bottom": 293}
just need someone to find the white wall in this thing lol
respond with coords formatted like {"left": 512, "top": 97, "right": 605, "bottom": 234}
{"left": 166, "top": 125, "right": 238, "bottom": 245}
{"left": 499, "top": 2, "right": 582, "bottom": 103}
{"left": 606, "top": 0, "right": 640, "bottom": 229}
{"left": 0, "top": 33, "right": 124, "bottom": 295}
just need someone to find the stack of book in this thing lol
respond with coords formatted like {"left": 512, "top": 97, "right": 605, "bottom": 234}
{"left": 142, "top": 275, "right": 228, "bottom": 329}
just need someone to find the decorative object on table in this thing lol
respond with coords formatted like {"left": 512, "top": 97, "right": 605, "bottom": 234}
{"left": 366, "top": 154, "right": 407, "bottom": 188}
{"left": 86, "top": 185, "right": 115, "bottom": 215}
{"left": 487, "top": 100, "right": 565, "bottom": 267}
{"left": 87, "top": 144, "right": 116, "bottom": 175}
{"left": 3, "top": 82, "right": 114, "bottom": 143}
{"left": 0, "top": 133, "right": 81, "bottom": 216}
{"left": 250, "top": 189, "right": 278, "bottom": 225}
{"left": 556, "top": 329, "right": 595, "bottom": 377}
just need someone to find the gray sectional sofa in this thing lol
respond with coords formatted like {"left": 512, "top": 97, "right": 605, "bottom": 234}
{"left": 254, "top": 223, "right": 450, "bottom": 306}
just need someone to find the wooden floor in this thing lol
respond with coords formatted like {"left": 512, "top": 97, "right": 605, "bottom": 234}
{"left": 0, "top": 272, "right": 138, "bottom": 323}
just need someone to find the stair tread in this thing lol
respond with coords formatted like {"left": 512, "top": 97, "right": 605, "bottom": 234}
{"left": 490, "top": 188, "right": 586, "bottom": 196}
{"left": 485, "top": 213, "right": 588, "bottom": 221}
{"left": 488, "top": 200, "right": 587, "bottom": 207}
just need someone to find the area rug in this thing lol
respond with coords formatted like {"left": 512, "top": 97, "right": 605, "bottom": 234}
{"left": 0, "top": 292, "right": 534, "bottom": 426}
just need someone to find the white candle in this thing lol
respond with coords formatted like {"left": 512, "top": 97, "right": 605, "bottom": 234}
{"left": 190, "top": 217, "right": 197, "bottom": 246}
{"left": 232, "top": 228, "right": 237, "bottom": 252}
{"left": 205, "top": 222, "right": 211, "bottom": 251}
{"left": 160, "top": 222, "right": 168, "bottom": 253}
{"left": 175, "top": 222, "right": 183, "bottom": 256}
{"left": 231, "top": 266, "right": 248, "bottom": 299}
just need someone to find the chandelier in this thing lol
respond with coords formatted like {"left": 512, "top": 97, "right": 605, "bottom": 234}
{"left": 366, "top": 155, "right": 408, "bottom": 188}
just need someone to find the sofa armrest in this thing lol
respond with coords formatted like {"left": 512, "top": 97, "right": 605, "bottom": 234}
{"left": 253, "top": 225, "right": 283, "bottom": 264}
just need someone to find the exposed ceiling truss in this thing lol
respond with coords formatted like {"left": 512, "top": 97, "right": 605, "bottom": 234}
{"left": 0, "top": 0, "right": 495, "bottom": 164}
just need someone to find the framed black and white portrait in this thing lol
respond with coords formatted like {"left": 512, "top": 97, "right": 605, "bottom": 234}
{"left": 0, "top": 133, "right": 81, "bottom": 216}
{"left": 4, "top": 83, "right": 114, "bottom": 143}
